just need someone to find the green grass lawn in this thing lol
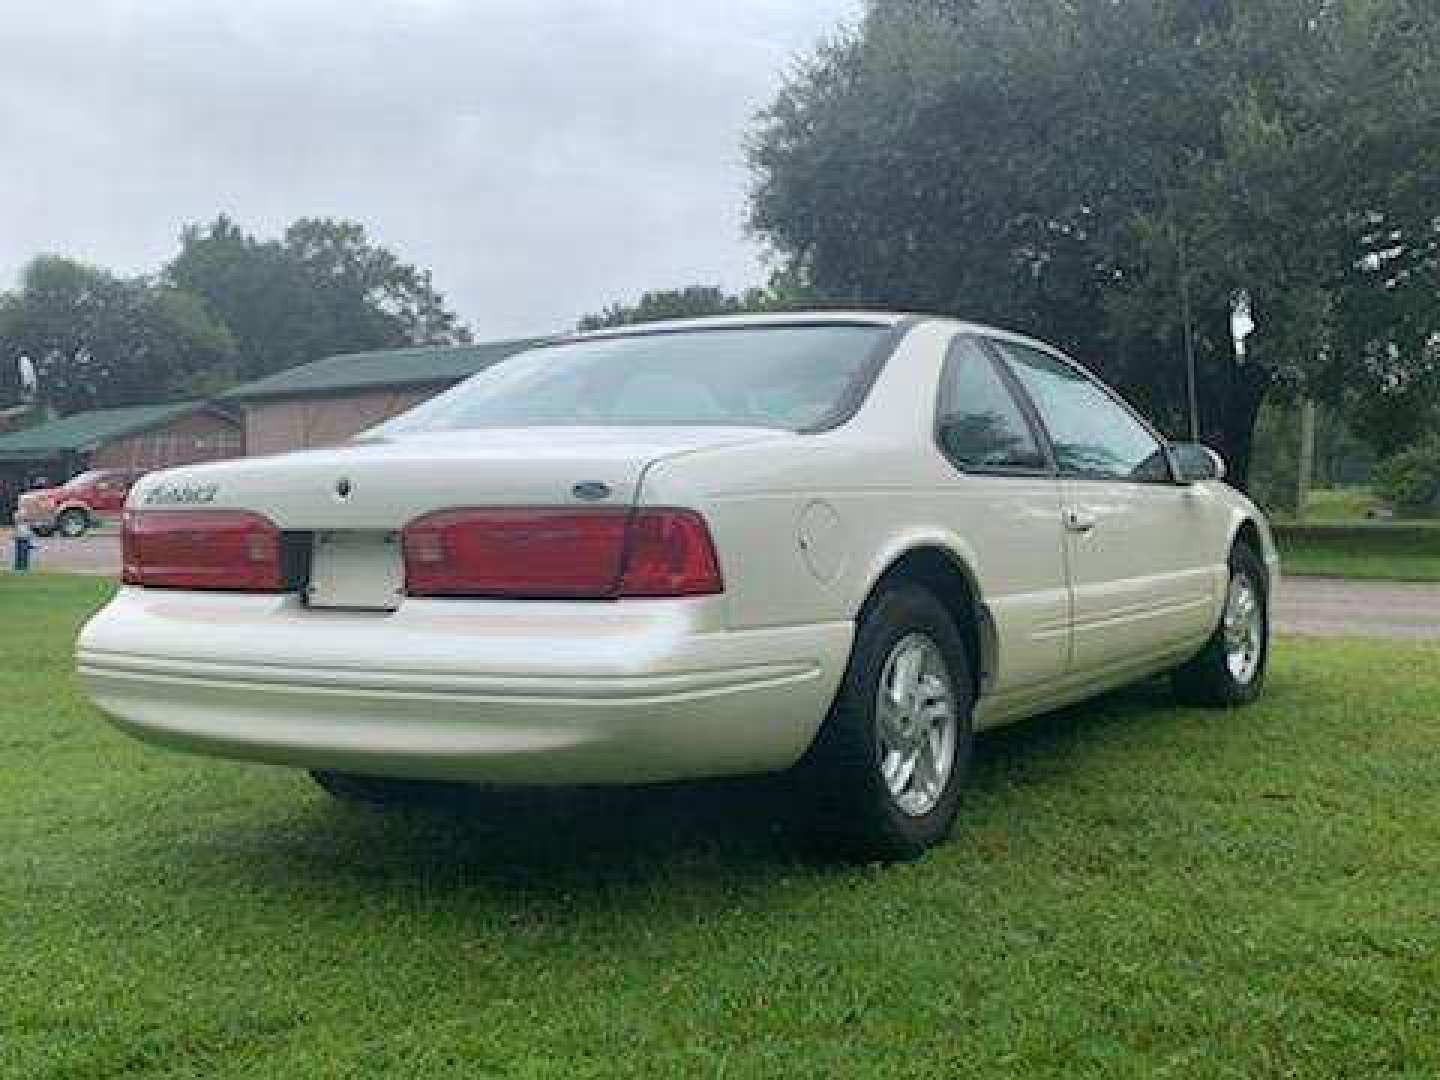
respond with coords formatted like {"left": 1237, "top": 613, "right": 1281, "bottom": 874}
{"left": 1295, "top": 486, "right": 1385, "bottom": 523}
{"left": 4, "top": 575, "right": 1440, "bottom": 1078}
{"left": 1269, "top": 486, "right": 1440, "bottom": 581}
{"left": 1280, "top": 485, "right": 1431, "bottom": 524}
{"left": 1277, "top": 526, "right": 1440, "bottom": 582}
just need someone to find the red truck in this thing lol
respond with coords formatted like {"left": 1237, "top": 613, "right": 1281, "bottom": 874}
{"left": 15, "top": 469, "right": 144, "bottom": 538}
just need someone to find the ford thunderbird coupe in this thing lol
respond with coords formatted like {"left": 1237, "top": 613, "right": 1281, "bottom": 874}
{"left": 78, "top": 312, "right": 1276, "bottom": 859}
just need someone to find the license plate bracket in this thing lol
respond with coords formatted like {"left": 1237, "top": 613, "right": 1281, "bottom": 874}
{"left": 306, "top": 531, "right": 404, "bottom": 611}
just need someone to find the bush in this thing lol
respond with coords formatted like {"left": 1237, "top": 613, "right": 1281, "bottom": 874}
{"left": 1376, "top": 438, "right": 1440, "bottom": 517}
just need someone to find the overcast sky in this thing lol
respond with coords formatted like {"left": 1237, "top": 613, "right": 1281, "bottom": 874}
{"left": 1, "top": 0, "right": 859, "bottom": 340}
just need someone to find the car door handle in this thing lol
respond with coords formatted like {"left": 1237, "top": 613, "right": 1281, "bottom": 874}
{"left": 1063, "top": 508, "right": 1098, "bottom": 533}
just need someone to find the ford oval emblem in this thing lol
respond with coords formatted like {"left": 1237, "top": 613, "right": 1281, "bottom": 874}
{"left": 335, "top": 477, "right": 353, "bottom": 500}
{"left": 572, "top": 481, "right": 611, "bottom": 502}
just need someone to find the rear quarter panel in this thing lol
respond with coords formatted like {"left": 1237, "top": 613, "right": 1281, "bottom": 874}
{"left": 637, "top": 320, "right": 1072, "bottom": 699}
{"left": 635, "top": 322, "right": 953, "bottom": 631}
{"left": 642, "top": 436, "right": 1070, "bottom": 691}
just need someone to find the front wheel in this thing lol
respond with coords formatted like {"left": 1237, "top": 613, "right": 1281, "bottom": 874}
{"left": 56, "top": 509, "right": 89, "bottom": 538}
{"left": 799, "top": 582, "right": 974, "bottom": 861}
{"left": 1172, "top": 543, "right": 1269, "bottom": 708}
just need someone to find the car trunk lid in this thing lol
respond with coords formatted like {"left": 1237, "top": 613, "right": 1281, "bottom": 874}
{"left": 129, "top": 425, "right": 789, "bottom": 529}
{"left": 126, "top": 426, "right": 787, "bottom": 610}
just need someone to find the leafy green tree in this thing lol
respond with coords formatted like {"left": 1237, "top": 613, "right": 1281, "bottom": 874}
{"left": 283, "top": 217, "right": 469, "bottom": 350}
{"left": 0, "top": 256, "right": 235, "bottom": 415}
{"left": 576, "top": 269, "right": 833, "bottom": 332}
{"left": 749, "top": 0, "right": 1440, "bottom": 487}
{"left": 1375, "top": 436, "right": 1440, "bottom": 516}
{"left": 163, "top": 216, "right": 323, "bottom": 384}
{"left": 578, "top": 286, "right": 749, "bottom": 331}
{"left": 166, "top": 215, "right": 469, "bottom": 382}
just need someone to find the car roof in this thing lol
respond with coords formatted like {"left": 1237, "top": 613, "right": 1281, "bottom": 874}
{"left": 561, "top": 309, "right": 1074, "bottom": 361}
{"left": 565, "top": 309, "right": 915, "bottom": 341}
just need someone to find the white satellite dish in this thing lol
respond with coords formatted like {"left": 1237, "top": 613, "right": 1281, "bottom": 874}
{"left": 1230, "top": 293, "right": 1254, "bottom": 361}
{"left": 18, "top": 355, "right": 37, "bottom": 399}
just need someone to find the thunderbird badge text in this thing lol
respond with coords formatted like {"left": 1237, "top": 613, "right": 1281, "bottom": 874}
{"left": 144, "top": 481, "right": 219, "bottom": 506}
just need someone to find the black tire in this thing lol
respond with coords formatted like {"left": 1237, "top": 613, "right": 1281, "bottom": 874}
{"left": 56, "top": 509, "right": 89, "bottom": 538}
{"left": 1172, "top": 542, "right": 1269, "bottom": 708}
{"left": 799, "top": 582, "right": 975, "bottom": 861}
{"left": 309, "top": 769, "right": 461, "bottom": 808}
{"left": 30, "top": 524, "right": 55, "bottom": 538}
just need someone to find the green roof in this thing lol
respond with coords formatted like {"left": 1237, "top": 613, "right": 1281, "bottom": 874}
{"left": 0, "top": 401, "right": 214, "bottom": 462}
{"left": 220, "top": 338, "right": 549, "bottom": 403}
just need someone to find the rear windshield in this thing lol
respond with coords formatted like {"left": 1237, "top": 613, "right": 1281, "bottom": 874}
{"left": 371, "top": 324, "right": 892, "bottom": 435}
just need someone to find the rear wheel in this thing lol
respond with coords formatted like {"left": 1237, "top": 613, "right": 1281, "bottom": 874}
{"left": 1172, "top": 543, "right": 1269, "bottom": 708}
{"left": 309, "top": 769, "right": 462, "bottom": 808}
{"left": 57, "top": 509, "right": 89, "bottom": 538}
{"left": 799, "top": 582, "right": 974, "bottom": 861}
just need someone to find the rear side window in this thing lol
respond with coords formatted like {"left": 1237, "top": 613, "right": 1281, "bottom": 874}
{"left": 997, "top": 341, "right": 1171, "bottom": 482}
{"left": 936, "top": 337, "right": 1046, "bottom": 472}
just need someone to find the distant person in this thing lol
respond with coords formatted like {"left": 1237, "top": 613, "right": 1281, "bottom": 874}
{"left": 12, "top": 511, "right": 35, "bottom": 572}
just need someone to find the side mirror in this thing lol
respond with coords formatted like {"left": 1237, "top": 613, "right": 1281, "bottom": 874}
{"left": 1170, "top": 442, "right": 1226, "bottom": 484}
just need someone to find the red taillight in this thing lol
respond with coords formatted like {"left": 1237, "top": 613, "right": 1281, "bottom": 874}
{"left": 401, "top": 507, "right": 722, "bottom": 599}
{"left": 122, "top": 509, "right": 284, "bottom": 591}
{"left": 617, "top": 509, "right": 724, "bottom": 597}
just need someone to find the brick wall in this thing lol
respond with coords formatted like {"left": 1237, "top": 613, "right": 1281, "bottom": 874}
{"left": 91, "top": 411, "right": 244, "bottom": 470}
{"left": 241, "top": 385, "right": 443, "bottom": 456}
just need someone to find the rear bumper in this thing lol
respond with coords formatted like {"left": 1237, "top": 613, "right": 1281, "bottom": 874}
{"left": 77, "top": 589, "right": 853, "bottom": 784}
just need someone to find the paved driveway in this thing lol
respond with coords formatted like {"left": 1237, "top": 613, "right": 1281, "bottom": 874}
{"left": 1272, "top": 576, "right": 1440, "bottom": 640}
{"left": 6, "top": 532, "right": 1439, "bottom": 640}
{"left": 5, "top": 530, "right": 121, "bottom": 576}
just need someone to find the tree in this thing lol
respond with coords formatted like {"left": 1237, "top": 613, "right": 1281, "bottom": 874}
{"left": 283, "top": 218, "right": 469, "bottom": 350}
{"left": 749, "top": 0, "right": 1440, "bottom": 487}
{"left": 0, "top": 256, "right": 235, "bottom": 415}
{"left": 576, "top": 269, "right": 833, "bottom": 331}
{"left": 577, "top": 286, "right": 749, "bottom": 331}
{"left": 162, "top": 216, "right": 323, "bottom": 384}
{"left": 166, "top": 215, "right": 469, "bottom": 382}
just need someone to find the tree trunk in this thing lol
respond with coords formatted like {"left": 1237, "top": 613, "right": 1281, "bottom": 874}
{"left": 1198, "top": 351, "right": 1267, "bottom": 495}
{"left": 1209, "top": 371, "right": 1267, "bottom": 493}
{"left": 1296, "top": 398, "right": 1317, "bottom": 519}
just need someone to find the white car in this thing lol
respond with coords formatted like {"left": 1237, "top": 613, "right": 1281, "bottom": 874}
{"left": 77, "top": 312, "right": 1277, "bottom": 859}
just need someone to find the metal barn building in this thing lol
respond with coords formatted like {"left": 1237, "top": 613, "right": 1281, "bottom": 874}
{"left": 0, "top": 401, "right": 242, "bottom": 515}
{"left": 220, "top": 338, "right": 545, "bottom": 456}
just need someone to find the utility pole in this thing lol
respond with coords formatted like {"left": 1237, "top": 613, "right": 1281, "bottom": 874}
{"left": 416, "top": 269, "right": 435, "bottom": 346}
{"left": 1179, "top": 235, "right": 1200, "bottom": 442}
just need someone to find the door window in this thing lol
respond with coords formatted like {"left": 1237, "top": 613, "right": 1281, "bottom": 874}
{"left": 935, "top": 337, "right": 1047, "bottom": 472}
{"left": 997, "top": 342, "right": 1171, "bottom": 482}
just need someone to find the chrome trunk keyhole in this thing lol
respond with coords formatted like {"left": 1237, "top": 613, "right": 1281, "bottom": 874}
{"left": 572, "top": 481, "right": 611, "bottom": 502}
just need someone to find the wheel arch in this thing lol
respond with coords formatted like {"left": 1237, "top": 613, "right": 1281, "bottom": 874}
{"left": 1229, "top": 514, "right": 1276, "bottom": 595}
{"left": 853, "top": 539, "right": 994, "bottom": 700}
{"left": 1233, "top": 517, "right": 1263, "bottom": 559}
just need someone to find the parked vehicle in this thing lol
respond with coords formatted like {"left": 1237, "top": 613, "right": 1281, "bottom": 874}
{"left": 77, "top": 312, "right": 1277, "bottom": 859}
{"left": 17, "top": 469, "right": 143, "bottom": 538}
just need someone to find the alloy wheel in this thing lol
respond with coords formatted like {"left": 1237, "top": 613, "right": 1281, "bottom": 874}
{"left": 1223, "top": 570, "right": 1263, "bottom": 685}
{"left": 874, "top": 632, "right": 958, "bottom": 817}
